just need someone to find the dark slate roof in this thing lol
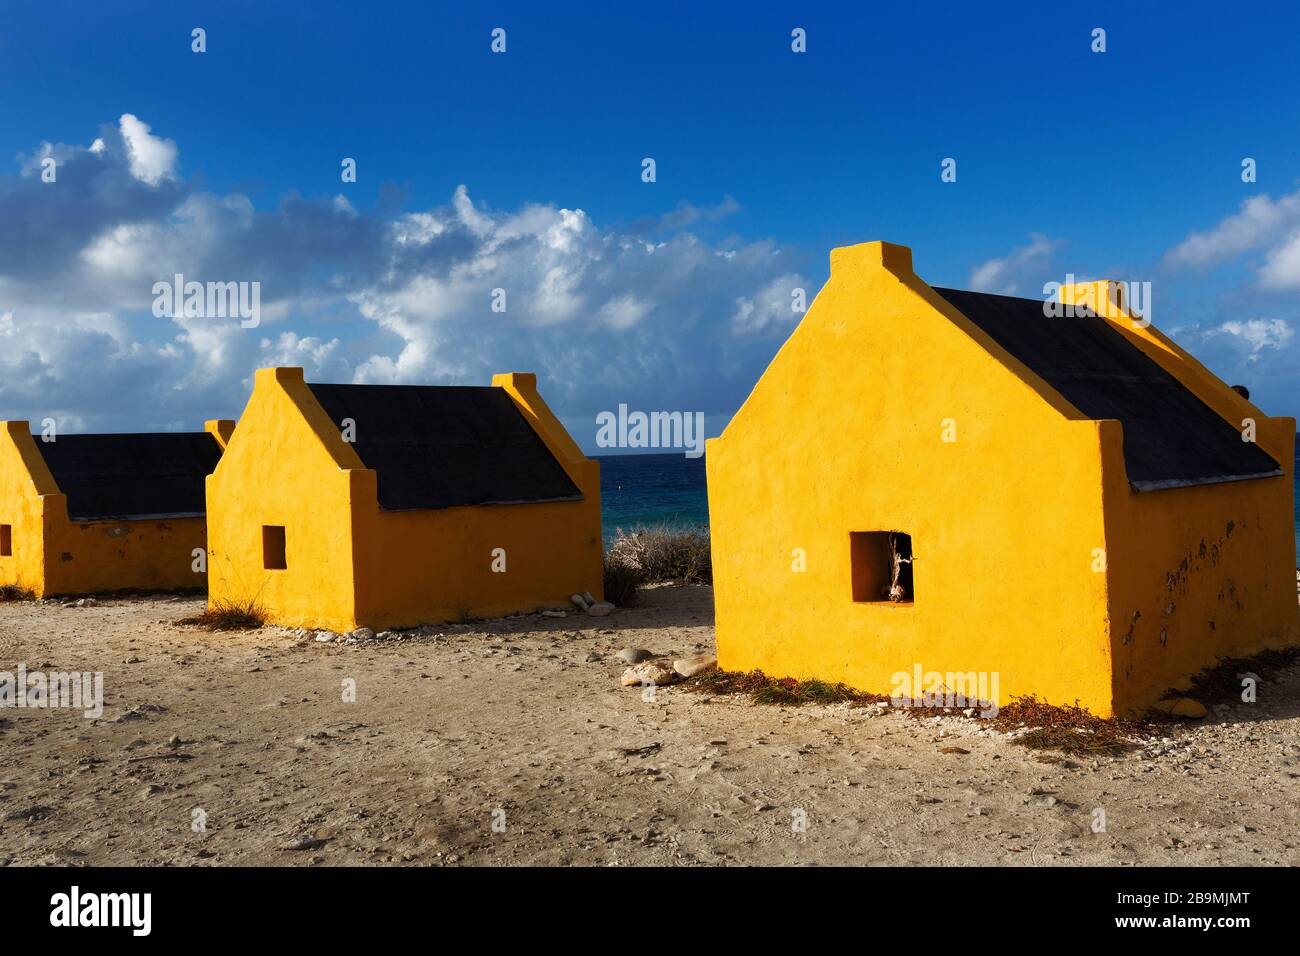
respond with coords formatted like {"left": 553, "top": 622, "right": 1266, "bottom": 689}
{"left": 307, "top": 383, "right": 582, "bottom": 511}
{"left": 35, "top": 433, "right": 223, "bottom": 520}
{"left": 933, "top": 288, "right": 1283, "bottom": 491}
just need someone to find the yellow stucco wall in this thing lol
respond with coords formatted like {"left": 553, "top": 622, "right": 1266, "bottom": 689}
{"left": 39, "top": 513, "right": 207, "bottom": 596}
{"left": 206, "top": 368, "right": 362, "bottom": 631}
{"left": 706, "top": 241, "right": 1299, "bottom": 717}
{"left": 206, "top": 368, "right": 603, "bottom": 631}
{"left": 0, "top": 421, "right": 213, "bottom": 597}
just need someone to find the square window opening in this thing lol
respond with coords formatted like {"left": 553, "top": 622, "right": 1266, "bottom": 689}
{"left": 850, "top": 531, "right": 914, "bottom": 604}
{"left": 262, "top": 525, "right": 286, "bottom": 570}
{"left": 0, "top": 525, "right": 11, "bottom": 557}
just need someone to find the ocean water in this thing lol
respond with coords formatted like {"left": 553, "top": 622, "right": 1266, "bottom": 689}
{"left": 600, "top": 452, "right": 1300, "bottom": 565}
{"left": 596, "top": 454, "right": 708, "bottom": 540}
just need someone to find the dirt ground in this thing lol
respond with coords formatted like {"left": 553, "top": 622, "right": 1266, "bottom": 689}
{"left": 0, "top": 583, "right": 1297, "bottom": 867}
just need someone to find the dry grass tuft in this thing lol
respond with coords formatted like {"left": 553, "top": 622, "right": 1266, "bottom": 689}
{"left": 602, "top": 555, "right": 644, "bottom": 607}
{"left": 0, "top": 584, "right": 35, "bottom": 602}
{"left": 688, "top": 671, "right": 1150, "bottom": 755}
{"left": 685, "top": 669, "right": 888, "bottom": 707}
{"left": 989, "top": 695, "right": 1144, "bottom": 756}
{"left": 1011, "top": 726, "right": 1134, "bottom": 756}
{"left": 177, "top": 598, "right": 266, "bottom": 631}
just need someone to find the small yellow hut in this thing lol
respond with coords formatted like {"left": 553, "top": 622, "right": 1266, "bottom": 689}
{"left": 0, "top": 421, "right": 232, "bottom": 597}
{"left": 205, "top": 368, "right": 602, "bottom": 631}
{"left": 706, "top": 241, "right": 1298, "bottom": 717}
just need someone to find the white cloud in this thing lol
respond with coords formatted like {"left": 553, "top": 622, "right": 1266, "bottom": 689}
{"left": 1164, "top": 192, "right": 1300, "bottom": 271}
{"left": 350, "top": 190, "right": 808, "bottom": 399}
{"left": 1208, "top": 318, "right": 1295, "bottom": 360}
{"left": 118, "top": 113, "right": 178, "bottom": 186}
{"left": 649, "top": 195, "right": 741, "bottom": 231}
{"left": 450, "top": 183, "right": 493, "bottom": 237}
{"left": 1257, "top": 232, "right": 1300, "bottom": 290}
{"left": 258, "top": 331, "right": 347, "bottom": 380}
{"left": 598, "top": 293, "right": 651, "bottom": 330}
{"left": 968, "top": 233, "right": 1060, "bottom": 295}
{"left": 1161, "top": 187, "right": 1300, "bottom": 293}
{"left": 80, "top": 223, "right": 162, "bottom": 277}
{"left": 731, "top": 273, "right": 804, "bottom": 333}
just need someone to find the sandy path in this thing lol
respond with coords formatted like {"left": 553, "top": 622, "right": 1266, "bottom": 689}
{"left": 0, "top": 584, "right": 1296, "bottom": 866}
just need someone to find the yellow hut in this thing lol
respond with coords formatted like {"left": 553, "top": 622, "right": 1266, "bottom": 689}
{"left": 0, "top": 420, "right": 232, "bottom": 597}
{"left": 205, "top": 368, "right": 603, "bottom": 631}
{"left": 706, "top": 241, "right": 1298, "bottom": 717}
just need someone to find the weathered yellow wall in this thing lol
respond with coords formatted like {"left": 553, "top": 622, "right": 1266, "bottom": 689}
{"left": 1099, "top": 423, "right": 1298, "bottom": 713}
{"left": 41, "top": 512, "right": 206, "bottom": 596}
{"left": 207, "top": 368, "right": 603, "bottom": 632}
{"left": 0, "top": 421, "right": 211, "bottom": 597}
{"left": 707, "top": 242, "right": 1116, "bottom": 714}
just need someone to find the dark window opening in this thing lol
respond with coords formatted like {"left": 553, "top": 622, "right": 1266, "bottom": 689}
{"left": 0, "top": 525, "right": 11, "bottom": 557}
{"left": 263, "top": 525, "right": 286, "bottom": 570}
{"left": 850, "top": 531, "right": 914, "bottom": 604}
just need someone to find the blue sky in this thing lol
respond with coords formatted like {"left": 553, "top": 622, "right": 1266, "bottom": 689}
{"left": 1, "top": 0, "right": 1298, "bottom": 449}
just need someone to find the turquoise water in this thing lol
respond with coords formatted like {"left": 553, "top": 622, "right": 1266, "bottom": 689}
{"left": 600, "top": 452, "right": 1300, "bottom": 565}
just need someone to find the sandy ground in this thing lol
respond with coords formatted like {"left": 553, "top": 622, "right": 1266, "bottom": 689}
{"left": 0, "top": 583, "right": 1297, "bottom": 867}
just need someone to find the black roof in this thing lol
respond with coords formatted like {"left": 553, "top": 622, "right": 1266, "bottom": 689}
{"left": 35, "top": 432, "right": 223, "bottom": 520}
{"left": 307, "top": 383, "right": 582, "bottom": 511}
{"left": 934, "top": 288, "right": 1283, "bottom": 491}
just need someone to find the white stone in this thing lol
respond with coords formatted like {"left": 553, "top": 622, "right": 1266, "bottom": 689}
{"left": 621, "top": 662, "right": 677, "bottom": 687}
{"left": 672, "top": 654, "right": 717, "bottom": 678}
{"left": 586, "top": 602, "right": 615, "bottom": 617}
